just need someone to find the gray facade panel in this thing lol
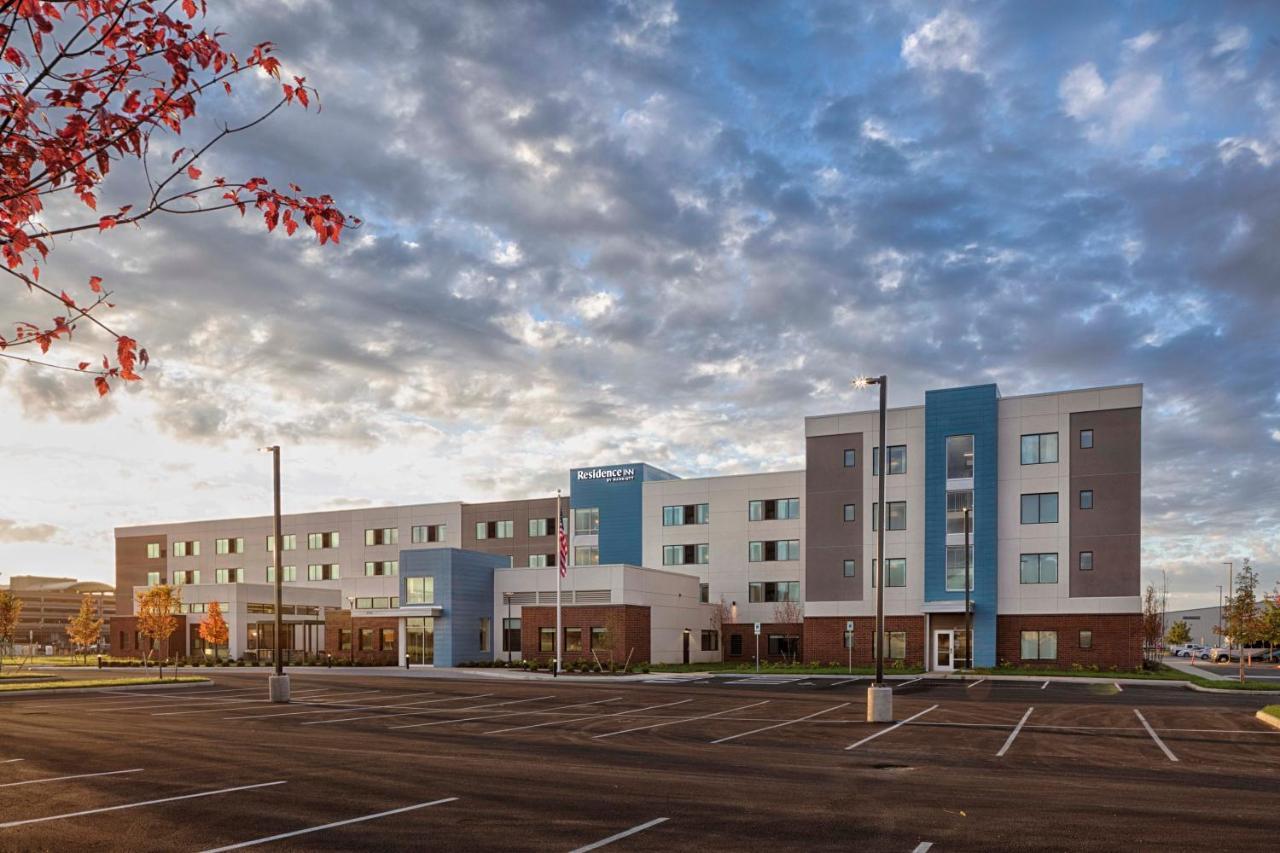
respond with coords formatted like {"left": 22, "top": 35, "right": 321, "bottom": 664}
{"left": 1069, "top": 408, "right": 1141, "bottom": 598}
{"left": 805, "top": 433, "right": 863, "bottom": 602}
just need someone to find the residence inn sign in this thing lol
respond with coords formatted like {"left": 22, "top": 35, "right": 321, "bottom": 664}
{"left": 575, "top": 466, "right": 637, "bottom": 483}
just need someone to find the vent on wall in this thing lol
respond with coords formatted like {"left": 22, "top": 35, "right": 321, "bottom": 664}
{"left": 505, "top": 591, "right": 537, "bottom": 605}
{"left": 574, "top": 589, "right": 611, "bottom": 603}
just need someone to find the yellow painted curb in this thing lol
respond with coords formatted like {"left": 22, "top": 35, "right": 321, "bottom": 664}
{"left": 1256, "top": 710, "right": 1280, "bottom": 731}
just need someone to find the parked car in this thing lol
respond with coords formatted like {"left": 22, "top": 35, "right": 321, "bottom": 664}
{"left": 1170, "top": 643, "right": 1208, "bottom": 658}
{"left": 1207, "top": 644, "right": 1273, "bottom": 663}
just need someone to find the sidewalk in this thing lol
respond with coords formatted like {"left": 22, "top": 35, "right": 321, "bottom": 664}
{"left": 1160, "top": 656, "right": 1231, "bottom": 681}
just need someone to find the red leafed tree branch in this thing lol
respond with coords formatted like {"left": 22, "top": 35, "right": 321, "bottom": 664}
{"left": 0, "top": 0, "right": 356, "bottom": 395}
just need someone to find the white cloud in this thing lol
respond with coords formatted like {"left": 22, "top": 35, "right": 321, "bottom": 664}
{"left": 1211, "top": 25, "right": 1249, "bottom": 58}
{"left": 573, "top": 291, "right": 615, "bottom": 321}
{"left": 1059, "top": 62, "right": 1162, "bottom": 142}
{"left": 1217, "top": 137, "right": 1274, "bottom": 167}
{"left": 901, "top": 10, "right": 981, "bottom": 75}
{"left": 1124, "top": 30, "right": 1161, "bottom": 53}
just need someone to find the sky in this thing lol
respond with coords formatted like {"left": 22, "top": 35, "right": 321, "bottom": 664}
{"left": 1, "top": 0, "right": 1277, "bottom": 609}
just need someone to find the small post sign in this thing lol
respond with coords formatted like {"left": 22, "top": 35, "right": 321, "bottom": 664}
{"left": 753, "top": 622, "right": 761, "bottom": 636}
{"left": 754, "top": 623, "right": 761, "bottom": 674}
{"left": 846, "top": 621, "right": 854, "bottom": 674}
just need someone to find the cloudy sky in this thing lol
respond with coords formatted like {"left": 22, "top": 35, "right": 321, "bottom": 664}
{"left": 1, "top": 0, "right": 1277, "bottom": 609}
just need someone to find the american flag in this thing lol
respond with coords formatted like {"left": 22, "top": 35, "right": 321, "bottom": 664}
{"left": 557, "top": 517, "right": 569, "bottom": 578}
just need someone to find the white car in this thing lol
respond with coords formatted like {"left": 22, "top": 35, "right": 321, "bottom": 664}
{"left": 1207, "top": 644, "right": 1271, "bottom": 663}
{"left": 1170, "top": 643, "right": 1207, "bottom": 658}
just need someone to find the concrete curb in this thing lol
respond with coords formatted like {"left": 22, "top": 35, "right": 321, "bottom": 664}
{"left": 0, "top": 678, "right": 211, "bottom": 696}
{"left": 1255, "top": 709, "right": 1280, "bottom": 730}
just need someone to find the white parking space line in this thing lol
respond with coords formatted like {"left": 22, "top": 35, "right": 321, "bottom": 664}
{"left": 569, "top": 817, "right": 669, "bottom": 853}
{"left": 0, "top": 768, "right": 143, "bottom": 789}
{"left": 1134, "top": 709, "right": 1179, "bottom": 762}
{"left": 996, "top": 707, "right": 1034, "bottom": 757}
{"left": 300, "top": 693, "right": 496, "bottom": 726}
{"left": 828, "top": 678, "right": 864, "bottom": 687}
{"left": 485, "top": 698, "right": 693, "bottom": 735}
{"left": 151, "top": 690, "right": 376, "bottom": 716}
{"left": 0, "top": 780, "right": 286, "bottom": 829}
{"left": 593, "top": 700, "right": 769, "bottom": 740}
{"left": 1113, "top": 683, "right": 1123, "bottom": 692}
{"left": 1041, "top": 681, "right": 1049, "bottom": 690}
{"left": 895, "top": 677, "right": 923, "bottom": 689}
{"left": 198, "top": 797, "right": 459, "bottom": 852}
{"left": 389, "top": 695, "right": 600, "bottom": 731}
{"left": 913, "top": 843, "right": 934, "bottom": 853}
{"left": 711, "top": 702, "right": 850, "bottom": 744}
{"left": 845, "top": 705, "right": 938, "bottom": 751}
{"left": 966, "top": 679, "right": 986, "bottom": 690}
{"left": 223, "top": 693, "right": 435, "bottom": 720}
{"left": 0, "top": 759, "right": 24, "bottom": 764}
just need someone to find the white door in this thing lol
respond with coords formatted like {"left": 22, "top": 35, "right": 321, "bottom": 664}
{"left": 934, "top": 630, "right": 954, "bottom": 672}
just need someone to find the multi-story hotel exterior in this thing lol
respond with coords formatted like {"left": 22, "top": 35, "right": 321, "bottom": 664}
{"left": 111, "top": 382, "right": 1143, "bottom": 669}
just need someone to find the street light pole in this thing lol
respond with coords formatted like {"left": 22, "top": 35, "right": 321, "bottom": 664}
{"left": 262, "top": 445, "right": 289, "bottom": 703}
{"left": 964, "top": 506, "right": 971, "bottom": 671}
{"left": 505, "top": 592, "right": 513, "bottom": 664}
{"left": 854, "top": 374, "right": 891, "bottom": 722}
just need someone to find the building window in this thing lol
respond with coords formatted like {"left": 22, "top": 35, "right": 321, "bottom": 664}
{"left": 1020, "top": 432, "right": 1059, "bottom": 465}
{"left": 266, "top": 535, "right": 295, "bottom": 553}
{"left": 945, "top": 546, "right": 975, "bottom": 591}
{"left": 146, "top": 571, "right": 161, "bottom": 586}
{"left": 699, "top": 583, "right": 709, "bottom": 603}
{"left": 871, "top": 558, "right": 907, "bottom": 588}
{"left": 946, "top": 491, "right": 974, "bottom": 534}
{"left": 872, "top": 445, "right": 908, "bottom": 475}
{"left": 663, "top": 504, "right": 709, "bottom": 526}
{"left": 307, "top": 563, "right": 340, "bottom": 581}
{"left": 307, "top": 531, "right": 339, "bottom": 549}
{"left": 701, "top": 630, "right": 719, "bottom": 651}
{"left": 411, "top": 524, "right": 446, "bottom": 544}
{"left": 539, "top": 627, "right": 554, "bottom": 653}
{"left": 573, "top": 507, "right": 600, "bottom": 535}
{"left": 767, "top": 635, "right": 800, "bottom": 656}
{"left": 525, "top": 518, "right": 548, "bottom": 537}
{"left": 748, "top": 498, "right": 800, "bottom": 521}
{"left": 173, "top": 540, "right": 200, "bottom": 557}
{"left": 266, "top": 565, "right": 297, "bottom": 583}
{"left": 871, "top": 501, "right": 907, "bottom": 531}
{"left": 358, "top": 628, "right": 374, "bottom": 651}
{"left": 146, "top": 542, "right": 161, "bottom": 559}
{"left": 215, "top": 537, "right": 244, "bottom": 555}
{"left": 946, "top": 434, "right": 975, "bottom": 479}
{"left": 1019, "top": 553, "right": 1059, "bottom": 584}
{"left": 214, "top": 568, "right": 244, "bottom": 584}
{"left": 573, "top": 545, "right": 600, "bottom": 565}
{"left": 663, "top": 544, "right": 709, "bottom": 565}
{"left": 405, "top": 576, "right": 434, "bottom": 605}
{"left": 364, "top": 527, "right": 398, "bottom": 546}
{"left": 364, "top": 560, "right": 399, "bottom": 577}
{"left": 843, "top": 448, "right": 856, "bottom": 467}
{"left": 1079, "top": 551, "right": 1094, "bottom": 571}
{"left": 748, "top": 581, "right": 800, "bottom": 603}
{"left": 729, "top": 634, "right": 743, "bottom": 656}
{"left": 1079, "top": 630, "right": 1093, "bottom": 650}
{"left": 748, "top": 539, "right": 800, "bottom": 562}
{"left": 1020, "top": 630, "right": 1058, "bottom": 660}
{"left": 843, "top": 504, "right": 856, "bottom": 523}
{"left": 475, "top": 520, "right": 514, "bottom": 540}
{"left": 843, "top": 559, "right": 856, "bottom": 578}
{"left": 1020, "top": 493, "right": 1059, "bottom": 524}
{"left": 338, "top": 629, "right": 352, "bottom": 651}
{"left": 877, "top": 631, "right": 906, "bottom": 661}
{"left": 174, "top": 570, "right": 200, "bottom": 585}
{"left": 479, "top": 617, "right": 491, "bottom": 653}
{"left": 1080, "top": 429, "right": 1094, "bottom": 449}
{"left": 1079, "top": 489, "right": 1094, "bottom": 510}
{"left": 378, "top": 628, "right": 395, "bottom": 650}
{"left": 587, "top": 626, "right": 606, "bottom": 650}
{"left": 528, "top": 554, "right": 548, "bottom": 568}
{"left": 502, "top": 618, "right": 521, "bottom": 652}
{"left": 564, "top": 627, "right": 582, "bottom": 653}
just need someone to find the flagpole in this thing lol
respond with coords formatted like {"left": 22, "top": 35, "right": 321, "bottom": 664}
{"left": 555, "top": 489, "right": 562, "bottom": 679}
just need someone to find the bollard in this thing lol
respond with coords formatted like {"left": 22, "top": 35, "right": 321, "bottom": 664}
{"left": 96, "top": 655, "right": 102, "bottom": 670}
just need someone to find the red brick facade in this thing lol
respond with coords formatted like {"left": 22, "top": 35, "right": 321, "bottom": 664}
{"left": 997, "top": 613, "right": 1143, "bottom": 670}
{"left": 721, "top": 622, "right": 805, "bottom": 663}
{"left": 109, "top": 615, "right": 189, "bottom": 659}
{"left": 520, "top": 605, "right": 650, "bottom": 665}
{"left": 324, "top": 610, "right": 400, "bottom": 664}
{"left": 802, "top": 616, "right": 927, "bottom": 667}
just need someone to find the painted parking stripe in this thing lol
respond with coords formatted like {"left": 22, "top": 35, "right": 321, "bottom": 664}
{"left": 301, "top": 693, "right": 496, "bottom": 726}
{"left": 1114, "top": 683, "right": 1124, "bottom": 693}
{"left": 0, "top": 781, "right": 286, "bottom": 829}
{"left": 895, "top": 677, "right": 924, "bottom": 689}
{"left": 845, "top": 705, "right": 938, "bottom": 750}
{"left": 1134, "top": 709, "right": 1179, "bottom": 762}
{"left": 593, "top": 701, "right": 769, "bottom": 740}
{"left": 223, "top": 693, "right": 436, "bottom": 720}
{"left": 997, "top": 707, "right": 1034, "bottom": 757}
{"left": 828, "top": 678, "right": 864, "bottom": 687}
{"left": 966, "top": 679, "right": 985, "bottom": 689}
{"left": 913, "top": 843, "right": 933, "bottom": 853}
{"left": 198, "top": 797, "right": 459, "bottom": 852}
{"left": 712, "top": 702, "right": 850, "bottom": 744}
{"left": 1041, "top": 681, "right": 1049, "bottom": 690}
{"left": 486, "top": 698, "right": 692, "bottom": 735}
{"left": 0, "top": 759, "right": 23, "bottom": 765}
{"left": 0, "top": 768, "right": 143, "bottom": 789}
{"left": 570, "top": 817, "right": 669, "bottom": 853}
{"left": 151, "top": 690, "right": 375, "bottom": 716}
{"left": 389, "top": 695, "right": 601, "bottom": 731}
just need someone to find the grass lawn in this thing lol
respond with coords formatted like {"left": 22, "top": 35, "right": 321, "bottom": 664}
{"left": 646, "top": 661, "right": 926, "bottom": 675}
{"left": 1262, "top": 705, "right": 1280, "bottom": 719}
{"left": 0, "top": 676, "right": 209, "bottom": 692}
{"left": 0, "top": 672, "right": 57, "bottom": 680}
{"left": 1, "top": 655, "right": 111, "bottom": 667}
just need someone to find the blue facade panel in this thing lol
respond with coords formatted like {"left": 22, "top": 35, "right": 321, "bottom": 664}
{"left": 569, "top": 463, "right": 677, "bottom": 566}
{"left": 399, "top": 548, "right": 506, "bottom": 666}
{"left": 924, "top": 384, "right": 999, "bottom": 667}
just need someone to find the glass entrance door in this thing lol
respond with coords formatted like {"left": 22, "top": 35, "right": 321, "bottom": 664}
{"left": 405, "top": 617, "right": 435, "bottom": 665}
{"left": 934, "top": 630, "right": 954, "bottom": 671}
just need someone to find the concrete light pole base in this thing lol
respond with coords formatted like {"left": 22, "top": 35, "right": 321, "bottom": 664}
{"left": 866, "top": 685, "right": 893, "bottom": 722}
{"left": 269, "top": 674, "right": 291, "bottom": 704}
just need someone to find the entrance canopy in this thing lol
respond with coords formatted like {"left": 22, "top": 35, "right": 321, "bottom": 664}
{"left": 921, "top": 600, "right": 974, "bottom": 614}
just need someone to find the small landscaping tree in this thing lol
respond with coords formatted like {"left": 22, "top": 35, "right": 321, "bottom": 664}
{"left": 1141, "top": 583, "right": 1164, "bottom": 665}
{"left": 772, "top": 599, "right": 804, "bottom": 664}
{"left": 0, "top": 590, "right": 22, "bottom": 671}
{"left": 136, "top": 584, "right": 181, "bottom": 679}
{"left": 66, "top": 595, "right": 104, "bottom": 664}
{"left": 1165, "top": 620, "right": 1191, "bottom": 647}
{"left": 709, "top": 595, "right": 730, "bottom": 663}
{"left": 1218, "top": 559, "right": 1264, "bottom": 683}
{"left": 198, "top": 600, "right": 229, "bottom": 663}
{"left": 1261, "top": 590, "right": 1280, "bottom": 653}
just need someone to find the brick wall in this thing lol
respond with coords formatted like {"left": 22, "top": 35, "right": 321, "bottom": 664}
{"left": 108, "top": 615, "right": 188, "bottom": 659}
{"left": 520, "top": 605, "right": 650, "bottom": 665}
{"left": 324, "top": 610, "right": 399, "bottom": 664}
{"left": 802, "top": 616, "right": 926, "bottom": 667}
{"left": 721, "top": 622, "right": 806, "bottom": 663}
{"left": 997, "top": 613, "right": 1143, "bottom": 670}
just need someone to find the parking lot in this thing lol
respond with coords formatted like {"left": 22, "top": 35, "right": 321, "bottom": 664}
{"left": 3, "top": 672, "right": 1279, "bottom": 851}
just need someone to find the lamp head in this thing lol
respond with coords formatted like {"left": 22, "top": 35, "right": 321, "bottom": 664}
{"left": 852, "top": 376, "right": 881, "bottom": 390}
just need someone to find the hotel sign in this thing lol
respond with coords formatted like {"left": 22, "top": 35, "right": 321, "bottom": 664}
{"left": 576, "top": 466, "right": 637, "bottom": 483}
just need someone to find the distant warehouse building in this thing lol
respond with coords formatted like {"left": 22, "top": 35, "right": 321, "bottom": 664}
{"left": 1, "top": 575, "right": 115, "bottom": 652}
{"left": 111, "top": 382, "right": 1143, "bottom": 669}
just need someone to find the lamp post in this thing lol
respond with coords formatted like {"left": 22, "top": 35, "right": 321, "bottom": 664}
{"left": 505, "top": 592, "right": 513, "bottom": 664}
{"left": 1217, "top": 584, "right": 1224, "bottom": 649}
{"left": 261, "top": 445, "right": 289, "bottom": 703}
{"left": 854, "top": 374, "right": 891, "bottom": 722}
{"left": 964, "top": 506, "right": 972, "bottom": 670}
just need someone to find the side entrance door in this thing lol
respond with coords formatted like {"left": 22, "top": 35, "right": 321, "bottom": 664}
{"left": 682, "top": 630, "right": 690, "bottom": 664}
{"left": 933, "top": 630, "right": 954, "bottom": 672}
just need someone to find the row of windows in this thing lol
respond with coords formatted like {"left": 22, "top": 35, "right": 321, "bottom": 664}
{"left": 837, "top": 429, "right": 1096, "bottom": 479}
{"left": 1021, "top": 630, "right": 1095, "bottom": 659}
{"left": 748, "top": 539, "right": 800, "bottom": 562}
{"left": 475, "top": 520, "right": 515, "bottom": 540}
{"left": 747, "top": 581, "right": 800, "bottom": 602}
{"left": 351, "top": 596, "right": 400, "bottom": 609}
{"left": 1020, "top": 490, "right": 1096, "bottom": 524}
{"left": 663, "top": 503, "right": 710, "bottom": 526}
{"left": 663, "top": 544, "right": 710, "bottom": 565}
{"left": 748, "top": 498, "right": 800, "bottom": 521}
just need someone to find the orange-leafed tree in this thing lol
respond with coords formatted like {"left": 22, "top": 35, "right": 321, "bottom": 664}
{"left": 198, "top": 599, "right": 228, "bottom": 663}
{"left": 0, "top": 589, "right": 22, "bottom": 671}
{"left": 66, "top": 594, "right": 104, "bottom": 663}
{"left": 136, "top": 583, "right": 180, "bottom": 678}
{"left": 0, "top": 0, "right": 355, "bottom": 394}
